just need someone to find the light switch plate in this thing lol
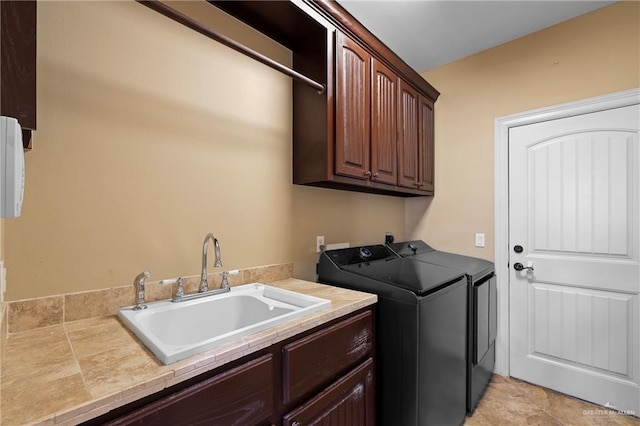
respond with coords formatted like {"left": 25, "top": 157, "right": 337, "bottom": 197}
{"left": 475, "top": 233, "right": 485, "bottom": 248}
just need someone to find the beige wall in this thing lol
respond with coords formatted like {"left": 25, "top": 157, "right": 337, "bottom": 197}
{"left": 9, "top": 1, "right": 636, "bottom": 301}
{"left": 407, "top": 1, "right": 640, "bottom": 260}
{"left": 4, "top": 1, "right": 405, "bottom": 300}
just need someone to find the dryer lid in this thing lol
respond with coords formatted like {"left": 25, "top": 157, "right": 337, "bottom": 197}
{"left": 413, "top": 251, "right": 494, "bottom": 281}
{"left": 391, "top": 240, "right": 494, "bottom": 281}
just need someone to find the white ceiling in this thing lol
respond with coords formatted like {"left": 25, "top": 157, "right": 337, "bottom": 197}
{"left": 336, "top": 0, "right": 616, "bottom": 72}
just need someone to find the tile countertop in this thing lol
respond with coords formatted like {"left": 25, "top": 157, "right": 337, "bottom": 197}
{"left": 1, "top": 279, "right": 376, "bottom": 426}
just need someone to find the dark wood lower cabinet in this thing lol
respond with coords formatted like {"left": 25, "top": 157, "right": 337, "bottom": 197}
{"left": 283, "top": 358, "right": 375, "bottom": 426}
{"left": 282, "top": 310, "right": 373, "bottom": 404}
{"left": 84, "top": 307, "right": 375, "bottom": 426}
{"left": 106, "top": 355, "right": 275, "bottom": 426}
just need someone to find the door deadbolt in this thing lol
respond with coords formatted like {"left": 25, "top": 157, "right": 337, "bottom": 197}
{"left": 514, "top": 245, "right": 523, "bottom": 253}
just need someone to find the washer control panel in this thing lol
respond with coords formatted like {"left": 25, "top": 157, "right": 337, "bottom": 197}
{"left": 325, "top": 245, "right": 397, "bottom": 266}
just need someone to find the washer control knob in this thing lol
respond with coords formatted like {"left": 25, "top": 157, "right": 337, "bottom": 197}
{"left": 359, "top": 247, "right": 372, "bottom": 259}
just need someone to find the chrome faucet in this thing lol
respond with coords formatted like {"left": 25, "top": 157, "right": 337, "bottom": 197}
{"left": 133, "top": 271, "right": 150, "bottom": 310}
{"left": 199, "top": 233, "right": 222, "bottom": 292}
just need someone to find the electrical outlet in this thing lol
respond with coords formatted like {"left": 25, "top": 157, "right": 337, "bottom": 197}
{"left": 475, "top": 233, "right": 485, "bottom": 248}
{"left": 316, "top": 235, "right": 325, "bottom": 253}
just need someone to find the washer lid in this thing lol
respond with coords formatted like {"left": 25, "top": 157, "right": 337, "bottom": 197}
{"left": 388, "top": 240, "right": 435, "bottom": 256}
{"left": 343, "top": 258, "right": 464, "bottom": 295}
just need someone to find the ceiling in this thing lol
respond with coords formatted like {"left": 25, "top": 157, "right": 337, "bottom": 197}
{"left": 336, "top": 0, "right": 616, "bottom": 73}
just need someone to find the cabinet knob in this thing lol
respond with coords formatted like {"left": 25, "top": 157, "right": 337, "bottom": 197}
{"left": 364, "top": 171, "right": 372, "bottom": 177}
{"left": 373, "top": 172, "right": 378, "bottom": 178}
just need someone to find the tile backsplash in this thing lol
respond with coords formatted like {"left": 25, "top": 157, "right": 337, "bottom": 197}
{"left": 6, "top": 263, "right": 293, "bottom": 334}
{"left": 1, "top": 301, "right": 5, "bottom": 404}
{"left": 1, "top": 302, "right": 6, "bottom": 360}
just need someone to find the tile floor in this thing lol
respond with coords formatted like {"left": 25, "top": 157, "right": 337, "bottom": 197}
{"left": 465, "top": 375, "right": 640, "bottom": 425}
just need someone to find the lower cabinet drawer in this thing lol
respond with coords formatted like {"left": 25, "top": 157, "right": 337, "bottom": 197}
{"left": 107, "top": 355, "right": 274, "bottom": 426}
{"left": 283, "top": 358, "right": 375, "bottom": 426}
{"left": 282, "top": 310, "right": 374, "bottom": 404}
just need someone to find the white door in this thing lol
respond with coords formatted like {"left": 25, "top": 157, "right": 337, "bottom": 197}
{"left": 509, "top": 104, "right": 640, "bottom": 414}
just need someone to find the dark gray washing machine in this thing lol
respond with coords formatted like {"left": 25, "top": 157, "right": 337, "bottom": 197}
{"left": 317, "top": 245, "right": 468, "bottom": 426}
{"left": 389, "top": 240, "right": 496, "bottom": 414}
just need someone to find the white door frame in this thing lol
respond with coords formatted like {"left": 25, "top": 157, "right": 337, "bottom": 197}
{"left": 493, "top": 88, "right": 640, "bottom": 377}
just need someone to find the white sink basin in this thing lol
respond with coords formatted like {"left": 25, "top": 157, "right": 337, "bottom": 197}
{"left": 118, "top": 283, "right": 331, "bottom": 365}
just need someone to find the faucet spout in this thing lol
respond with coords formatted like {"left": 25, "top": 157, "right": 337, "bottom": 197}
{"left": 200, "top": 233, "right": 223, "bottom": 292}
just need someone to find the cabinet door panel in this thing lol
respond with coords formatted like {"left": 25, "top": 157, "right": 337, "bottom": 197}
{"left": 1, "top": 0, "right": 37, "bottom": 148}
{"left": 283, "top": 310, "right": 374, "bottom": 404}
{"left": 283, "top": 358, "right": 375, "bottom": 426}
{"left": 398, "top": 81, "right": 419, "bottom": 188}
{"left": 371, "top": 58, "right": 397, "bottom": 185}
{"left": 108, "top": 355, "right": 274, "bottom": 426}
{"left": 336, "top": 32, "right": 370, "bottom": 179}
{"left": 418, "top": 95, "right": 434, "bottom": 192}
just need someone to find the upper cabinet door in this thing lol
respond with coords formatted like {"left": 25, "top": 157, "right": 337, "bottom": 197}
{"left": 370, "top": 58, "right": 397, "bottom": 185}
{"left": 335, "top": 32, "right": 371, "bottom": 180}
{"left": 418, "top": 95, "right": 435, "bottom": 193}
{"left": 1, "top": 1, "right": 37, "bottom": 148}
{"left": 397, "top": 80, "right": 419, "bottom": 189}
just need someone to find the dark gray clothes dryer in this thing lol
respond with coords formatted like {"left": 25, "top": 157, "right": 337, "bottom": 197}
{"left": 317, "top": 244, "right": 468, "bottom": 426}
{"left": 389, "top": 240, "right": 496, "bottom": 415}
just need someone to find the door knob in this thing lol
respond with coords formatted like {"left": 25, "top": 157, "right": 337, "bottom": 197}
{"left": 513, "top": 262, "right": 534, "bottom": 271}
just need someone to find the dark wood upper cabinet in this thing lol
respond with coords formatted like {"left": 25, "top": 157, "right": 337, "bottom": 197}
{"left": 212, "top": 0, "right": 439, "bottom": 197}
{"left": 398, "top": 86, "right": 434, "bottom": 193}
{"left": 333, "top": 32, "right": 401, "bottom": 187}
{"left": 335, "top": 32, "right": 371, "bottom": 180}
{"left": 371, "top": 58, "right": 398, "bottom": 186}
{"left": 0, "top": 0, "right": 37, "bottom": 149}
{"left": 398, "top": 80, "right": 419, "bottom": 189}
{"left": 418, "top": 95, "right": 435, "bottom": 192}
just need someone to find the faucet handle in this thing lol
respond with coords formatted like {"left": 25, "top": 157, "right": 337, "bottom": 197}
{"left": 175, "top": 277, "right": 185, "bottom": 300}
{"left": 160, "top": 277, "right": 186, "bottom": 302}
{"left": 221, "top": 269, "right": 239, "bottom": 289}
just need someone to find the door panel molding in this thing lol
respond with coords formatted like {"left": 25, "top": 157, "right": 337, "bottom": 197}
{"left": 528, "top": 283, "right": 634, "bottom": 379}
{"left": 493, "top": 88, "right": 640, "bottom": 378}
{"left": 527, "top": 132, "right": 637, "bottom": 259}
